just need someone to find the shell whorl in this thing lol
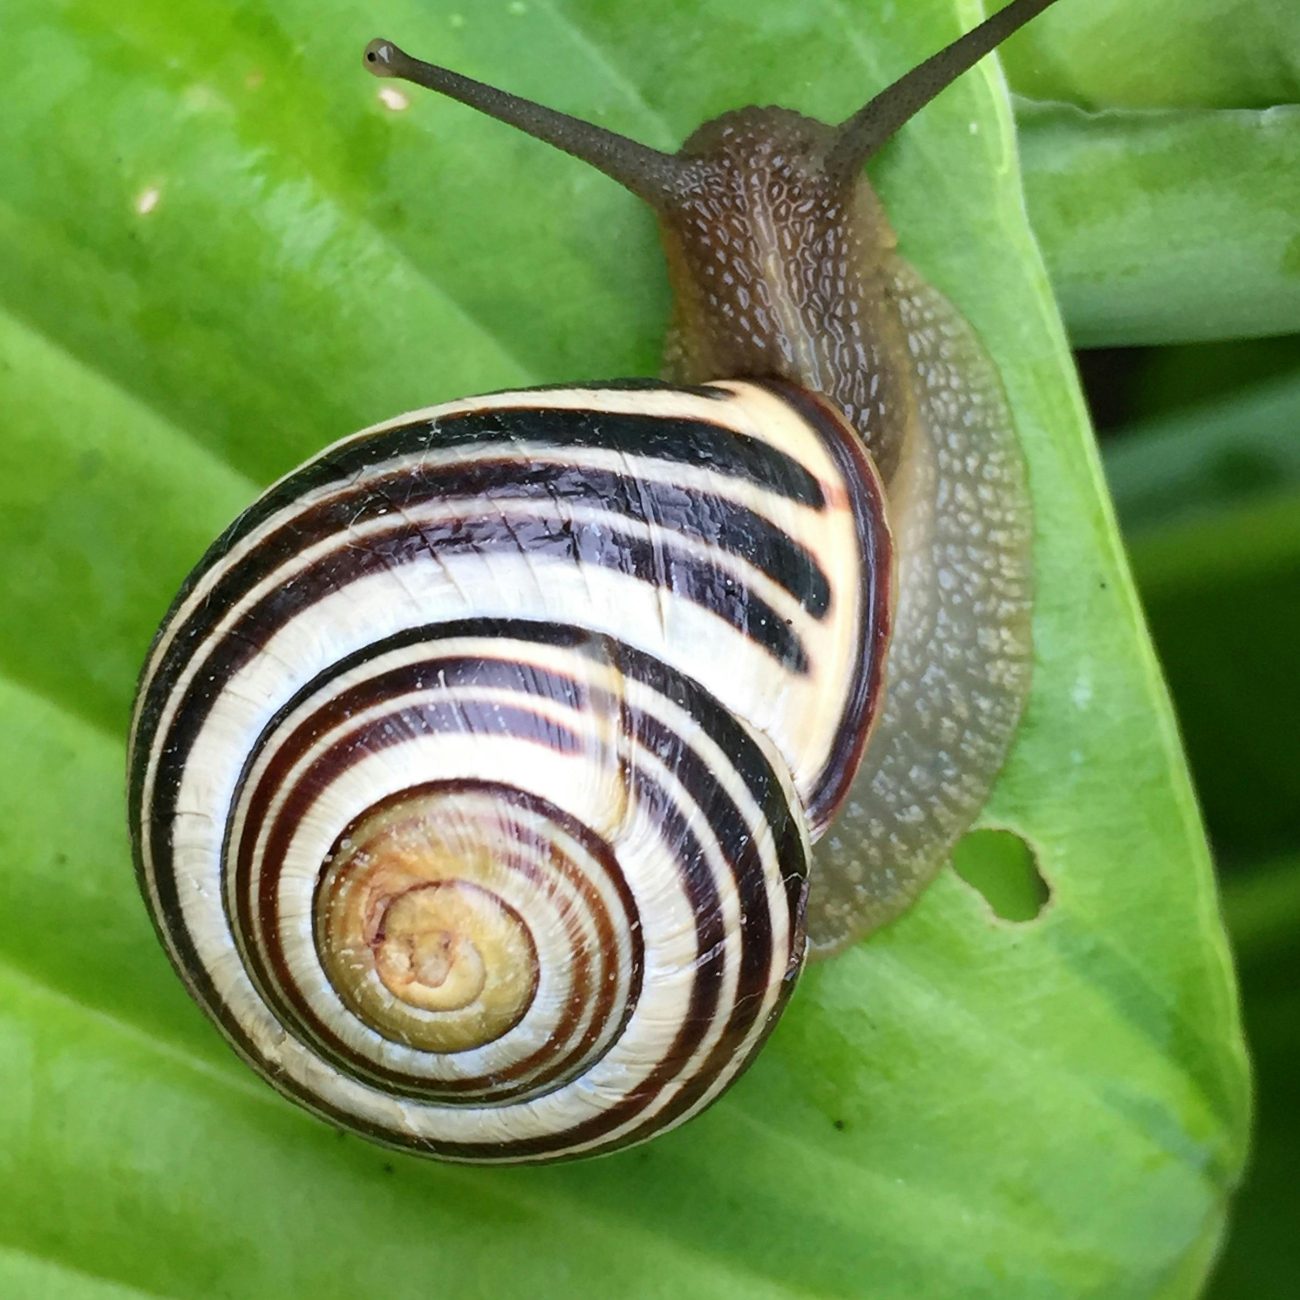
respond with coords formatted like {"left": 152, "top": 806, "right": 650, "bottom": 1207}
{"left": 128, "top": 380, "right": 890, "bottom": 1161}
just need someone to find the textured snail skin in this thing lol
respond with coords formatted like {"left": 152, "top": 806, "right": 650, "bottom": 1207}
{"left": 656, "top": 113, "right": 1033, "bottom": 954}
{"left": 128, "top": 381, "right": 891, "bottom": 1161}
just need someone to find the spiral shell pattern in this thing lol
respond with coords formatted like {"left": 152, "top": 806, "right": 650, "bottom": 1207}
{"left": 128, "top": 379, "right": 891, "bottom": 1161}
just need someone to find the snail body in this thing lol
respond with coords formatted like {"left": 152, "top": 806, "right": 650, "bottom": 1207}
{"left": 129, "top": 0, "right": 1055, "bottom": 1162}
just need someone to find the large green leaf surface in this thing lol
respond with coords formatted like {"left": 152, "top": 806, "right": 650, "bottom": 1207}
{"left": 0, "top": 2, "right": 1248, "bottom": 1297}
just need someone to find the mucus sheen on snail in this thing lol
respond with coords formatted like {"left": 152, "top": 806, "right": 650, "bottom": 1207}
{"left": 128, "top": 0, "right": 1058, "bottom": 1163}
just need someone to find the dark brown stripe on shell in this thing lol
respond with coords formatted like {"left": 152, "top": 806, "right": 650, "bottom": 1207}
{"left": 132, "top": 397, "right": 828, "bottom": 701}
{"left": 160, "top": 458, "right": 831, "bottom": 651}
{"left": 234, "top": 698, "right": 629, "bottom": 1101}
{"left": 757, "top": 380, "right": 894, "bottom": 833}
{"left": 134, "top": 506, "right": 808, "bottom": 811}
{"left": 132, "top": 618, "right": 808, "bottom": 1160}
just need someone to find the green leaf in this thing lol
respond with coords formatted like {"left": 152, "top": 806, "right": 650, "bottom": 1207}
{"left": 0, "top": 2, "right": 1247, "bottom": 1297}
{"left": 1019, "top": 101, "right": 1300, "bottom": 346}
{"left": 1001, "top": 0, "right": 1300, "bottom": 109}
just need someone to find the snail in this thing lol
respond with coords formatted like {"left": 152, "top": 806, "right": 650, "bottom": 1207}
{"left": 128, "top": 0, "right": 1056, "bottom": 1163}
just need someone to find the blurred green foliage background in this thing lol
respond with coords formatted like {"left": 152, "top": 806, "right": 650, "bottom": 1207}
{"left": 1090, "top": 337, "right": 1300, "bottom": 1297}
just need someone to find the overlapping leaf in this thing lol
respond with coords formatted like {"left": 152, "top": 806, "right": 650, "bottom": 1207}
{"left": 1020, "top": 103, "right": 1300, "bottom": 346}
{"left": 1002, "top": 0, "right": 1300, "bottom": 109}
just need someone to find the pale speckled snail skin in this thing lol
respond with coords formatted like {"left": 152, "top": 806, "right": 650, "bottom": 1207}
{"left": 127, "top": 0, "right": 1058, "bottom": 1163}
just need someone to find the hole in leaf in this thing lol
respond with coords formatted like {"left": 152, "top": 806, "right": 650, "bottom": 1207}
{"left": 951, "top": 829, "right": 1049, "bottom": 923}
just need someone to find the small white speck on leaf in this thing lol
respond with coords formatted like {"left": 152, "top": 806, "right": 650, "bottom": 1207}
{"left": 969, "top": 121, "right": 980, "bottom": 135}
{"left": 1071, "top": 673, "right": 1093, "bottom": 710}
{"left": 508, "top": 0, "right": 527, "bottom": 13}
{"left": 134, "top": 185, "right": 161, "bottom": 216}
{"left": 378, "top": 86, "right": 410, "bottom": 112}
{"left": 449, "top": 12, "right": 466, "bottom": 28}
{"left": 182, "top": 83, "right": 223, "bottom": 113}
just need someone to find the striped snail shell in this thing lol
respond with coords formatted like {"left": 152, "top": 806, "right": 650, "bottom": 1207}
{"left": 129, "top": 0, "right": 1051, "bottom": 1162}
{"left": 130, "top": 381, "right": 890, "bottom": 1161}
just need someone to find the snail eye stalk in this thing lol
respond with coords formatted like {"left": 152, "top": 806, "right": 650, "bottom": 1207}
{"left": 363, "top": 37, "right": 690, "bottom": 205}
{"left": 826, "top": 0, "right": 1063, "bottom": 181}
